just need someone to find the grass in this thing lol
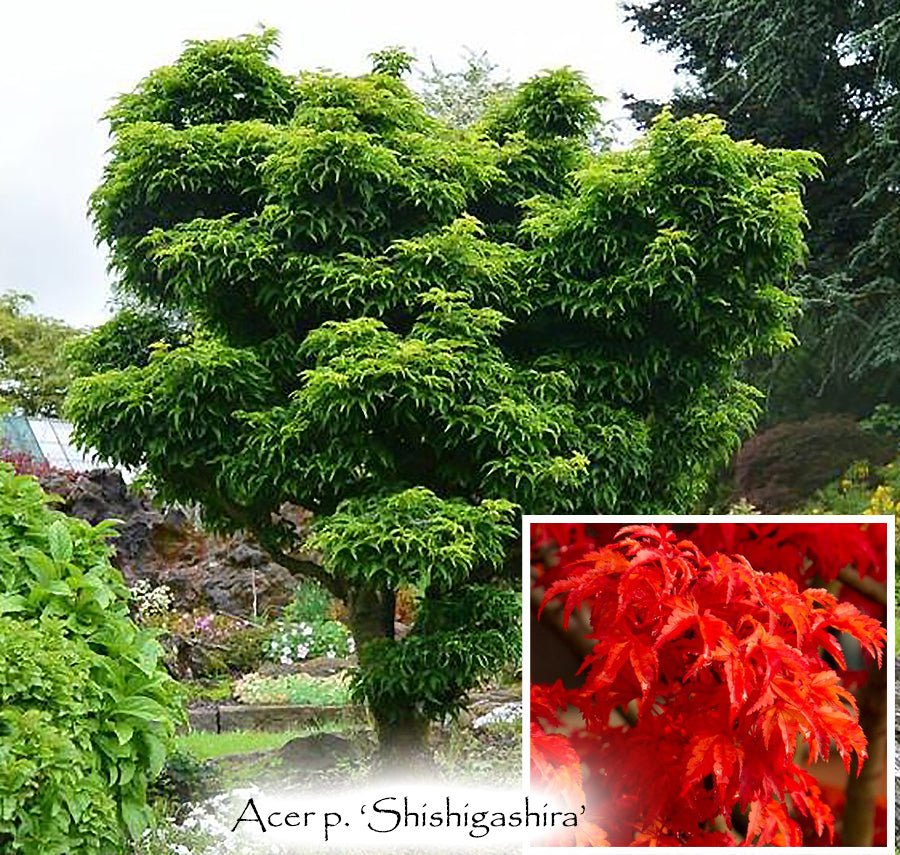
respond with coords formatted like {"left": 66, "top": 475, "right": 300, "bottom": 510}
{"left": 895, "top": 610, "right": 899, "bottom": 655}
{"left": 176, "top": 723, "right": 369, "bottom": 791}
{"left": 177, "top": 728, "right": 324, "bottom": 761}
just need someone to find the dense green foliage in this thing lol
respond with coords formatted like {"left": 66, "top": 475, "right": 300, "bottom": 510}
{"left": 0, "top": 291, "right": 80, "bottom": 416}
{"left": 66, "top": 304, "right": 189, "bottom": 376}
{"left": 624, "top": 0, "right": 900, "bottom": 417}
{"left": 0, "top": 620, "right": 121, "bottom": 854}
{"left": 69, "top": 31, "right": 816, "bottom": 758}
{"left": 0, "top": 465, "right": 182, "bottom": 852}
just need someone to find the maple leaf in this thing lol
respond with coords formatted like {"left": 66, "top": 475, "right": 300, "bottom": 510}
{"left": 531, "top": 679, "right": 573, "bottom": 727}
{"left": 530, "top": 720, "right": 585, "bottom": 805}
{"left": 745, "top": 798, "right": 802, "bottom": 846}
{"left": 532, "top": 522, "right": 887, "bottom": 847}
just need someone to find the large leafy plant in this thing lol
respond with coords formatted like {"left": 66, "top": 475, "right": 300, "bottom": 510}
{"left": 0, "top": 465, "right": 182, "bottom": 852}
{"left": 69, "top": 29, "right": 817, "bottom": 762}
{"left": 531, "top": 523, "right": 886, "bottom": 846}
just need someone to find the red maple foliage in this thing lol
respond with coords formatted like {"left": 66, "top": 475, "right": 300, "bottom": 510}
{"left": 530, "top": 524, "right": 886, "bottom": 846}
{"left": 688, "top": 521, "right": 887, "bottom": 585}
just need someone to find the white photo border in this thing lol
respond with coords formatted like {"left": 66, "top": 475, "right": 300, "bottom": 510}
{"left": 521, "top": 513, "right": 896, "bottom": 854}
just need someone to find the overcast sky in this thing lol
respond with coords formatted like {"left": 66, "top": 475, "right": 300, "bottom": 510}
{"left": 0, "top": 0, "right": 679, "bottom": 328}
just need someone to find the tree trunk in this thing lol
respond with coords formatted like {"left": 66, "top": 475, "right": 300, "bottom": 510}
{"left": 842, "top": 657, "right": 886, "bottom": 845}
{"left": 372, "top": 712, "right": 433, "bottom": 773}
{"left": 345, "top": 584, "right": 435, "bottom": 772}
{"left": 346, "top": 584, "right": 394, "bottom": 645}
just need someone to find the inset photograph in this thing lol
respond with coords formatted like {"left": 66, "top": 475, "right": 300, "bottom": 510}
{"left": 528, "top": 517, "right": 891, "bottom": 847}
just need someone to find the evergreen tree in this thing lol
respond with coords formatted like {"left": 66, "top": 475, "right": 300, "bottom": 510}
{"left": 624, "top": 0, "right": 900, "bottom": 417}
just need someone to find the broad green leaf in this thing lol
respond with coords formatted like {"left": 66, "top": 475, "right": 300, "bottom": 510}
{"left": 0, "top": 594, "right": 26, "bottom": 615}
{"left": 48, "top": 519, "right": 74, "bottom": 564}
{"left": 116, "top": 696, "right": 168, "bottom": 722}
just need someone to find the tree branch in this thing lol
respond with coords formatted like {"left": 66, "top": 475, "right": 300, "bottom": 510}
{"left": 837, "top": 566, "right": 887, "bottom": 606}
{"left": 182, "top": 469, "right": 345, "bottom": 600}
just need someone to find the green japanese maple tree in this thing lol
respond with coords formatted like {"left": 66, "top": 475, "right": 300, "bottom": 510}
{"left": 68, "top": 28, "right": 818, "bottom": 763}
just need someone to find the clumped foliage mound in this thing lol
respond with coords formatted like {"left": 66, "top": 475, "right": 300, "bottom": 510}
{"left": 70, "top": 29, "right": 817, "bottom": 759}
{"left": 730, "top": 414, "right": 897, "bottom": 511}
{"left": 532, "top": 524, "right": 886, "bottom": 846}
{"left": 0, "top": 465, "right": 182, "bottom": 853}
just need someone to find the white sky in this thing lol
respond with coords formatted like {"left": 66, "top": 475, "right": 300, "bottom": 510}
{"left": 0, "top": 0, "right": 679, "bottom": 328}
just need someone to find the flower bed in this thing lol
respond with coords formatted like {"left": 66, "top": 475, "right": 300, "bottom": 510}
{"left": 233, "top": 672, "right": 351, "bottom": 706}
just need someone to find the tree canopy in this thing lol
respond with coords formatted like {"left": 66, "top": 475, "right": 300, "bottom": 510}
{"left": 68, "top": 29, "right": 817, "bottom": 760}
{"left": 624, "top": 0, "right": 900, "bottom": 417}
{"left": 0, "top": 291, "right": 80, "bottom": 417}
{"left": 417, "top": 48, "right": 515, "bottom": 129}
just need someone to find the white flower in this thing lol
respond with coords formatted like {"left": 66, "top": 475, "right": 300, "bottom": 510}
{"left": 472, "top": 702, "right": 522, "bottom": 728}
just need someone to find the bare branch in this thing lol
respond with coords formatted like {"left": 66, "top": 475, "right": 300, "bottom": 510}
{"left": 837, "top": 565, "right": 887, "bottom": 606}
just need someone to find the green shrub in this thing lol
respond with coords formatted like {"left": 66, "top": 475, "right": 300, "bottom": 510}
{"left": 281, "top": 578, "right": 336, "bottom": 624}
{"left": 0, "top": 464, "right": 183, "bottom": 852}
{"left": 266, "top": 580, "right": 354, "bottom": 665}
{"left": 217, "top": 621, "right": 271, "bottom": 672}
{"left": 148, "top": 747, "right": 219, "bottom": 807}
{"left": 266, "top": 617, "right": 354, "bottom": 664}
{"left": 0, "top": 620, "right": 121, "bottom": 855}
{"left": 861, "top": 404, "right": 900, "bottom": 440}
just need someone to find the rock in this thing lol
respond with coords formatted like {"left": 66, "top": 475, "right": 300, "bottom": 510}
{"left": 141, "top": 532, "right": 298, "bottom": 617}
{"left": 276, "top": 733, "right": 360, "bottom": 769}
{"left": 38, "top": 467, "right": 299, "bottom": 618}
{"left": 293, "top": 656, "right": 356, "bottom": 677}
{"left": 229, "top": 542, "right": 265, "bottom": 567}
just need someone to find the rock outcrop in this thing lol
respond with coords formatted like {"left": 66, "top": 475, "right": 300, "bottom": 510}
{"left": 40, "top": 468, "right": 297, "bottom": 617}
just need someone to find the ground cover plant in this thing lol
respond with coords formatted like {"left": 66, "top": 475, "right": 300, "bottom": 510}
{"left": 531, "top": 522, "right": 887, "bottom": 846}
{"left": 69, "top": 28, "right": 818, "bottom": 765}
{"left": 233, "top": 671, "right": 350, "bottom": 705}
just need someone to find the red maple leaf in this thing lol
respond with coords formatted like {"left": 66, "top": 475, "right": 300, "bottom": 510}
{"left": 532, "top": 523, "right": 886, "bottom": 846}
